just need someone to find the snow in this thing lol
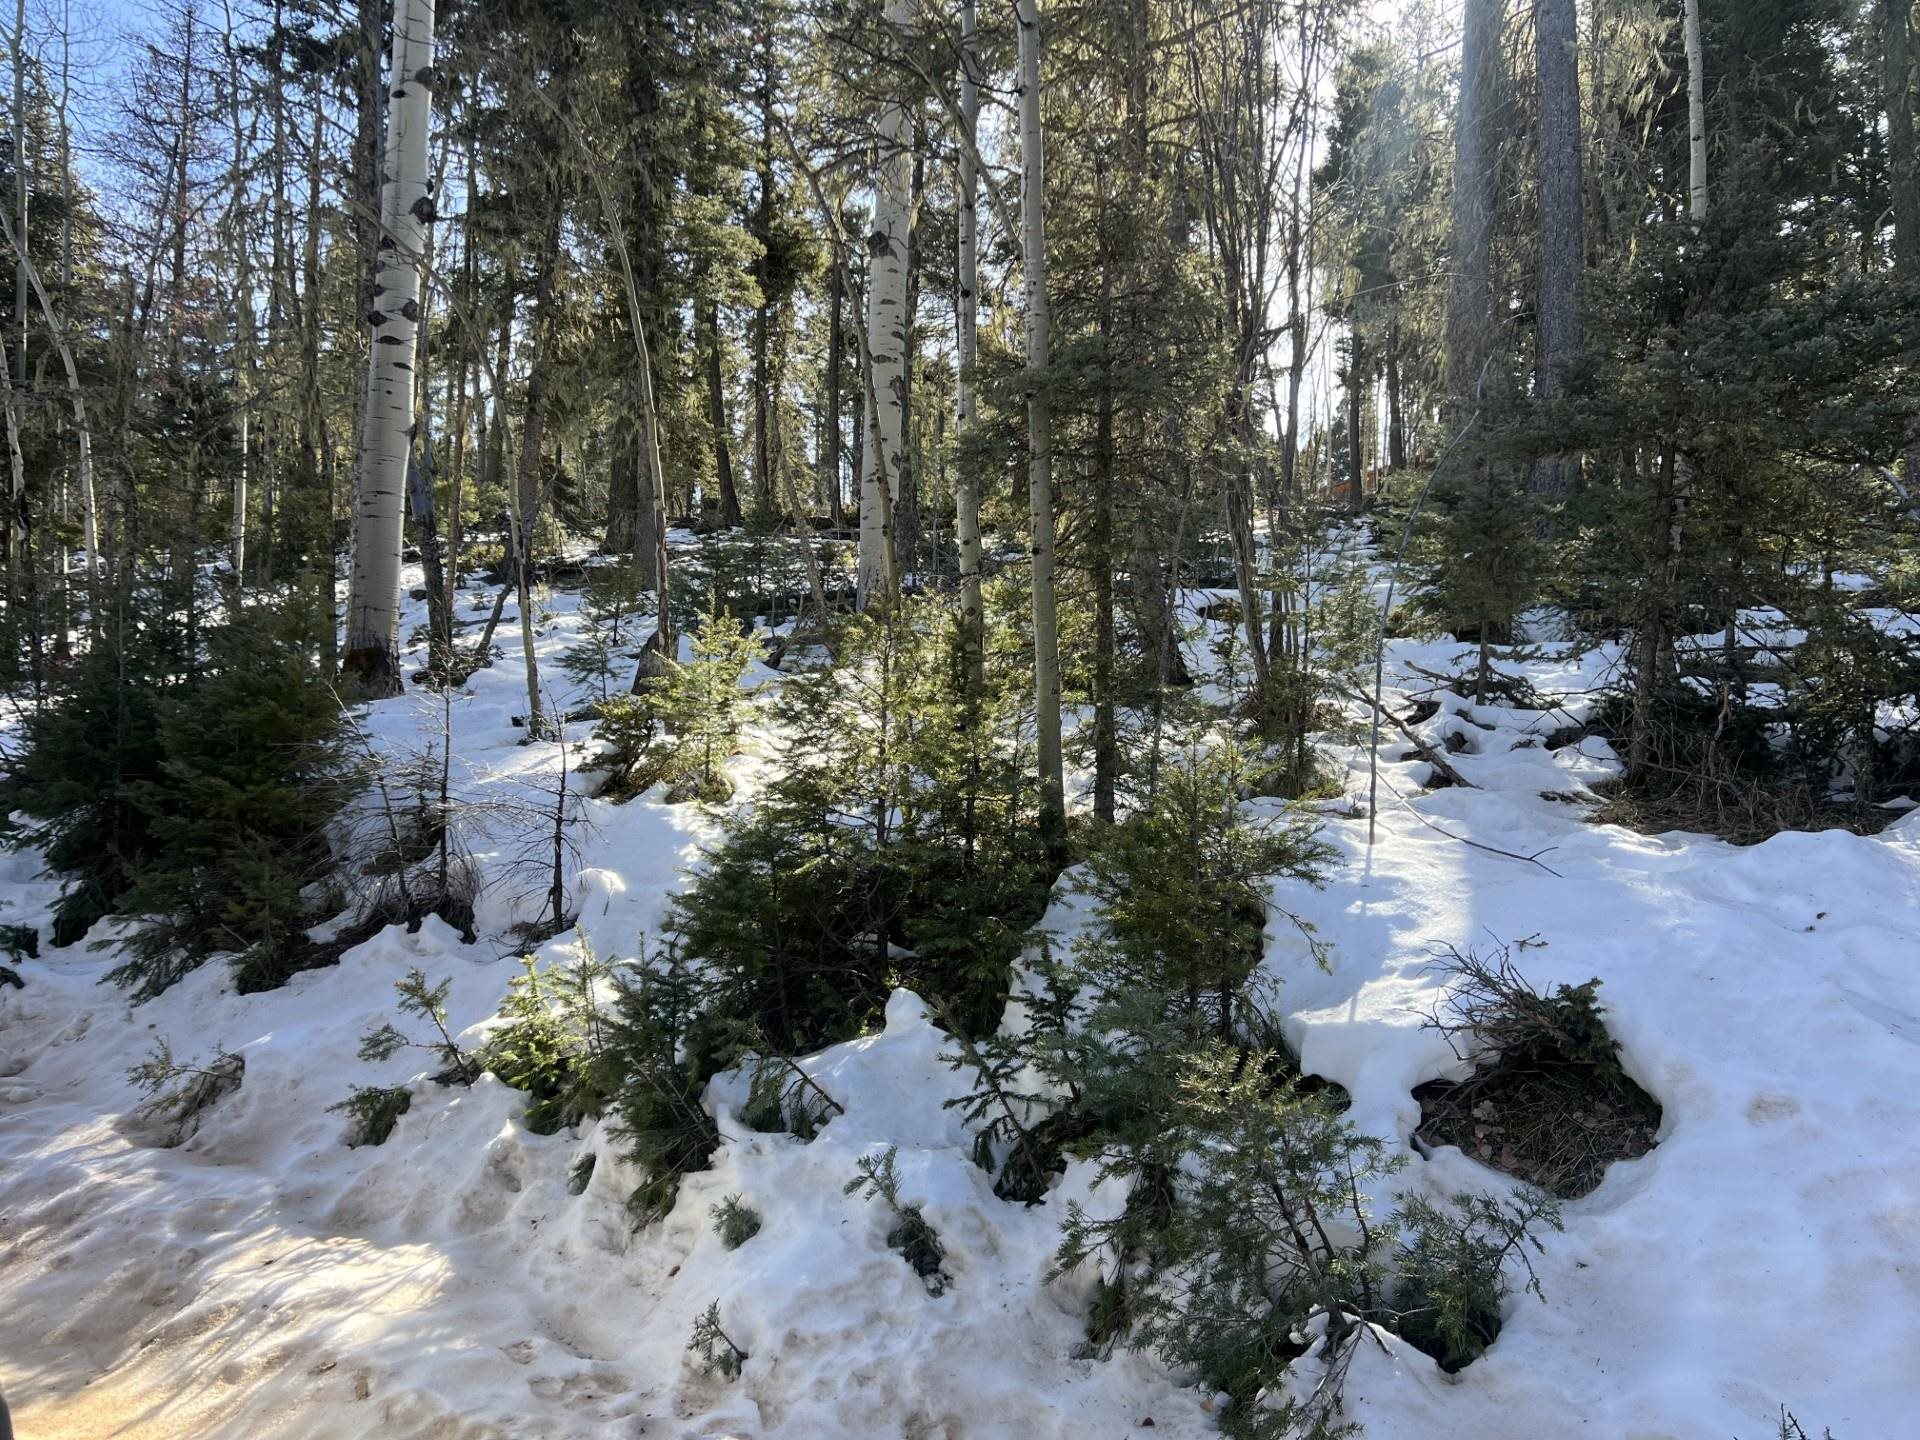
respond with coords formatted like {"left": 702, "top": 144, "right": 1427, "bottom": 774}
{"left": 3, "top": 563, "right": 1918, "bottom": 1439}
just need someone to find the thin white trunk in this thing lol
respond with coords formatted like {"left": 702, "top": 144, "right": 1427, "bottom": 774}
{"left": 857, "top": 0, "right": 911, "bottom": 611}
{"left": 345, "top": 0, "right": 435, "bottom": 692}
{"left": 233, "top": 411, "right": 249, "bottom": 579}
{"left": 1683, "top": 0, "right": 1707, "bottom": 225}
{"left": 1016, "top": 0, "right": 1064, "bottom": 847}
{"left": 954, "top": 0, "right": 983, "bottom": 690}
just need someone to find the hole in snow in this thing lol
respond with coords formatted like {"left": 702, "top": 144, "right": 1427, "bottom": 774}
{"left": 1411, "top": 941, "right": 1662, "bottom": 1199}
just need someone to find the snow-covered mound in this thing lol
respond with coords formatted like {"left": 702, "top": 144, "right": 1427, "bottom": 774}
{"left": 2, "top": 573, "right": 1917, "bottom": 1439}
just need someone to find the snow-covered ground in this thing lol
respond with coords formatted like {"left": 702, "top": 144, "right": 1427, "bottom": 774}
{"left": 3, "top": 557, "right": 1917, "bottom": 1439}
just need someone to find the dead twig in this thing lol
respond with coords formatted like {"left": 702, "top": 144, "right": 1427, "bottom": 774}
{"left": 1375, "top": 772, "right": 1562, "bottom": 876}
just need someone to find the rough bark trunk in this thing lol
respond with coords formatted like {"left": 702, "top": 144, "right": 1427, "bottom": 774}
{"left": 1532, "top": 0, "right": 1583, "bottom": 503}
{"left": 1888, "top": 0, "right": 1919, "bottom": 275}
{"left": 706, "top": 298, "right": 741, "bottom": 527}
{"left": 343, "top": 0, "right": 435, "bottom": 694}
{"left": 1445, "top": 0, "right": 1501, "bottom": 421}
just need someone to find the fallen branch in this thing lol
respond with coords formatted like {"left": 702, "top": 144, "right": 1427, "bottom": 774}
{"left": 1336, "top": 682, "right": 1478, "bottom": 791}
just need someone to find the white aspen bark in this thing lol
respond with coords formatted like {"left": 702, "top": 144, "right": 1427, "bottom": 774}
{"left": 1016, "top": 0, "right": 1064, "bottom": 849}
{"left": 345, "top": 0, "right": 435, "bottom": 693}
{"left": 954, "top": 0, "right": 984, "bottom": 691}
{"left": 857, "top": 0, "right": 911, "bottom": 611}
{"left": 1683, "top": 0, "right": 1707, "bottom": 225}
{"left": 233, "top": 411, "right": 248, "bottom": 580}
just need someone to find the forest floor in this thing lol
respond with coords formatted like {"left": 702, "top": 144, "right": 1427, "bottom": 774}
{"left": 2, "top": 540, "right": 1917, "bottom": 1439}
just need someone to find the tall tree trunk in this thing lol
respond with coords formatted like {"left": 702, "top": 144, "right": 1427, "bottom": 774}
{"left": 445, "top": 114, "right": 479, "bottom": 612}
{"left": 0, "top": 206, "right": 95, "bottom": 590}
{"left": 1345, "top": 334, "right": 1365, "bottom": 512}
{"left": 560, "top": 113, "right": 676, "bottom": 685}
{"left": 1883, "top": 0, "right": 1918, "bottom": 491}
{"left": 629, "top": 299, "right": 673, "bottom": 681}
{"left": 1683, "top": 0, "right": 1708, "bottom": 225}
{"left": 1091, "top": 254, "right": 1117, "bottom": 824}
{"left": 52, "top": 5, "right": 74, "bottom": 657}
{"left": 750, "top": 24, "right": 774, "bottom": 529}
{"left": 0, "top": 360, "right": 25, "bottom": 661}
{"left": 0, "top": 0, "right": 20, "bottom": 652}
{"left": 825, "top": 259, "right": 844, "bottom": 528}
{"left": 352, "top": 0, "right": 382, "bottom": 323}
{"left": 301, "top": 74, "right": 328, "bottom": 658}
{"left": 1532, "top": 0, "right": 1583, "bottom": 506}
{"left": 1385, "top": 328, "right": 1405, "bottom": 471}
{"left": 1016, "top": 0, "right": 1065, "bottom": 856}
{"left": 343, "top": 0, "right": 436, "bottom": 694}
{"left": 1282, "top": 175, "right": 1307, "bottom": 498}
{"left": 898, "top": 125, "right": 926, "bottom": 581}
{"left": 519, "top": 202, "right": 562, "bottom": 549}
{"left": 12, "top": 0, "right": 28, "bottom": 392}
{"left": 953, "top": 0, "right": 985, "bottom": 692}
{"left": 1445, "top": 0, "right": 1502, "bottom": 421}
{"left": 857, "top": 0, "right": 912, "bottom": 610}
{"left": 222, "top": 1, "right": 255, "bottom": 586}
{"left": 706, "top": 298, "right": 741, "bottom": 527}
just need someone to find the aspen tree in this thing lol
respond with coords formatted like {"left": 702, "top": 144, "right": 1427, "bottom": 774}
{"left": 343, "top": 0, "right": 436, "bottom": 694}
{"left": 857, "top": 0, "right": 911, "bottom": 612}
